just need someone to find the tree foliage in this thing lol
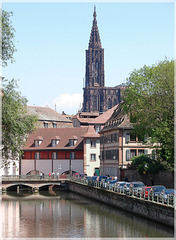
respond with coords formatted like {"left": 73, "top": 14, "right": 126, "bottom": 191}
{"left": 1, "top": 10, "right": 16, "bottom": 67}
{"left": 122, "top": 60, "right": 174, "bottom": 169}
{"left": 2, "top": 79, "right": 38, "bottom": 167}
{"left": 130, "top": 154, "right": 165, "bottom": 175}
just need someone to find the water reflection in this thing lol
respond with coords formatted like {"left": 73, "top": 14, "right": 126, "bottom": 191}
{"left": 2, "top": 190, "right": 174, "bottom": 238}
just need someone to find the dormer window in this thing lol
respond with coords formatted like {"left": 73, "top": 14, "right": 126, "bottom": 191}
{"left": 51, "top": 136, "right": 61, "bottom": 147}
{"left": 69, "top": 136, "right": 78, "bottom": 146}
{"left": 95, "top": 125, "right": 101, "bottom": 133}
{"left": 34, "top": 136, "right": 43, "bottom": 147}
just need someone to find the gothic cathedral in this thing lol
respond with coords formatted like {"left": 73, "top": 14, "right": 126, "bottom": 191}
{"left": 83, "top": 7, "right": 124, "bottom": 113}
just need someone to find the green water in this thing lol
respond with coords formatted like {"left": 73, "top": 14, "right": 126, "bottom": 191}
{"left": 2, "top": 190, "right": 174, "bottom": 238}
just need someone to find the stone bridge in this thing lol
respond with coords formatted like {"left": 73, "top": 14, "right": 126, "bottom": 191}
{"left": 1, "top": 175, "right": 69, "bottom": 193}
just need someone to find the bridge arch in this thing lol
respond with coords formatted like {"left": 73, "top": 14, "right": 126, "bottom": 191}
{"left": 5, "top": 183, "right": 33, "bottom": 191}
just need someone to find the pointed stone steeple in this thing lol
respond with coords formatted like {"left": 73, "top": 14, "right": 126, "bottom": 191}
{"left": 89, "top": 6, "right": 102, "bottom": 49}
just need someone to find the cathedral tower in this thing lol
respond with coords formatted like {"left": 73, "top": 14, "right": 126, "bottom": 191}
{"left": 85, "top": 6, "right": 105, "bottom": 88}
{"left": 83, "top": 7, "right": 122, "bottom": 113}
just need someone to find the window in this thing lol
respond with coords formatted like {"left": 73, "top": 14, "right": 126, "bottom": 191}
{"left": 69, "top": 140, "right": 74, "bottom": 146}
{"left": 73, "top": 121, "right": 77, "bottom": 127}
{"left": 90, "top": 154, "right": 96, "bottom": 161}
{"left": 105, "top": 149, "right": 119, "bottom": 160}
{"left": 52, "top": 140, "right": 57, "bottom": 147}
{"left": 130, "top": 150, "right": 136, "bottom": 159}
{"left": 35, "top": 152, "right": 40, "bottom": 159}
{"left": 44, "top": 122, "right": 48, "bottom": 128}
{"left": 52, "top": 152, "right": 57, "bottom": 159}
{"left": 138, "top": 134, "right": 144, "bottom": 142}
{"left": 70, "top": 152, "right": 75, "bottom": 159}
{"left": 53, "top": 123, "right": 57, "bottom": 128}
{"left": 90, "top": 140, "right": 96, "bottom": 148}
{"left": 130, "top": 133, "right": 136, "bottom": 141}
{"left": 69, "top": 136, "right": 78, "bottom": 147}
{"left": 138, "top": 150, "right": 144, "bottom": 156}
{"left": 34, "top": 137, "right": 43, "bottom": 147}
{"left": 34, "top": 140, "right": 39, "bottom": 147}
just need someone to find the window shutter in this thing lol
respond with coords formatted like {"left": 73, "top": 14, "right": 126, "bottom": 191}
{"left": 126, "top": 149, "right": 130, "bottom": 161}
{"left": 144, "top": 149, "right": 148, "bottom": 155}
{"left": 126, "top": 133, "right": 130, "bottom": 143}
{"left": 152, "top": 149, "right": 156, "bottom": 159}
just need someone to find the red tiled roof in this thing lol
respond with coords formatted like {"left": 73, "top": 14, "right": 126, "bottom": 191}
{"left": 69, "top": 135, "right": 78, "bottom": 140}
{"left": 89, "top": 105, "right": 118, "bottom": 124}
{"left": 34, "top": 136, "right": 43, "bottom": 140}
{"left": 100, "top": 104, "right": 133, "bottom": 133}
{"left": 23, "top": 127, "right": 88, "bottom": 150}
{"left": 83, "top": 125, "right": 100, "bottom": 138}
{"left": 51, "top": 136, "right": 61, "bottom": 140}
{"left": 72, "top": 113, "right": 93, "bottom": 124}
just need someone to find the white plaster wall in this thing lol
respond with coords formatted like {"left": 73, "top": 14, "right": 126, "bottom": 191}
{"left": 36, "top": 160, "right": 52, "bottom": 175}
{"left": 21, "top": 159, "right": 84, "bottom": 176}
{"left": 71, "top": 160, "right": 83, "bottom": 173}
{"left": 21, "top": 160, "right": 34, "bottom": 175}
{"left": 85, "top": 139, "right": 100, "bottom": 176}
{"left": 53, "top": 160, "right": 69, "bottom": 174}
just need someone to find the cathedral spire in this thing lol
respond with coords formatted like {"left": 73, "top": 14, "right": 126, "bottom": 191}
{"left": 93, "top": 5, "right": 96, "bottom": 21}
{"left": 89, "top": 6, "right": 101, "bottom": 49}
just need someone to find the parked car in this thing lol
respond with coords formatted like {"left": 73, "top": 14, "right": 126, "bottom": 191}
{"left": 105, "top": 179, "right": 117, "bottom": 189}
{"left": 159, "top": 189, "right": 176, "bottom": 203}
{"left": 141, "top": 186, "right": 152, "bottom": 198}
{"left": 116, "top": 181, "right": 128, "bottom": 190}
{"left": 149, "top": 185, "right": 166, "bottom": 198}
{"left": 129, "top": 182, "right": 145, "bottom": 195}
{"left": 79, "top": 173, "right": 87, "bottom": 178}
{"left": 99, "top": 176, "right": 108, "bottom": 182}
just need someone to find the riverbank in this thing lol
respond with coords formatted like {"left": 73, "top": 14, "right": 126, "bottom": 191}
{"left": 69, "top": 180, "right": 174, "bottom": 228}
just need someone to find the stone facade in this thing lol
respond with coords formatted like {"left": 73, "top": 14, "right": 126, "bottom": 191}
{"left": 83, "top": 7, "right": 124, "bottom": 113}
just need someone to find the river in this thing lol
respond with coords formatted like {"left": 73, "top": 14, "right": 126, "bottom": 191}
{"left": 1, "top": 190, "right": 174, "bottom": 238}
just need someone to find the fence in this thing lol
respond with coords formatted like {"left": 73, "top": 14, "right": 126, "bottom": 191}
{"left": 71, "top": 177, "right": 175, "bottom": 208}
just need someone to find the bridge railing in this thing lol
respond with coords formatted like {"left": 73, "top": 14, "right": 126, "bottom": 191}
{"left": 70, "top": 177, "right": 175, "bottom": 208}
{"left": 1, "top": 175, "right": 69, "bottom": 181}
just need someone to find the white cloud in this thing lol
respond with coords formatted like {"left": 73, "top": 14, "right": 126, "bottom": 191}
{"left": 46, "top": 93, "right": 83, "bottom": 115}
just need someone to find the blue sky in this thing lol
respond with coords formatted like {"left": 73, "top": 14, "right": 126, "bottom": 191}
{"left": 2, "top": 0, "right": 175, "bottom": 115}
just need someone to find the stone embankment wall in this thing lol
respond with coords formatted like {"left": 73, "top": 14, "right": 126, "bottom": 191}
{"left": 123, "top": 170, "right": 174, "bottom": 188}
{"left": 69, "top": 181, "right": 174, "bottom": 228}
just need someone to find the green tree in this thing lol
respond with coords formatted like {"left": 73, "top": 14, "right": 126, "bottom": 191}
{"left": 1, "top": 10, "right": 37, "bottom": 169}
{"left": 122, "top": 59, "right": 174, "bottom": 169}
{"left": 2, "top": 79, "right": 38, "bottom": 168}
{"left": 130, "top": 154, "right": 165, "bottom": 175}
{"left": 1, "top": 10, "right": 16, "bottom": 67}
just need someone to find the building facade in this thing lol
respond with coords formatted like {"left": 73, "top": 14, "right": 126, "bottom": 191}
{"left": 21, "top": 127, "right": 88, "bottom": 175}
{"left": 83, "top": 7, "right": 125, "bottom": 113}
{"left": 99, "top": 105, "right": 153, "bottom": 179}
{"left": 83, "top": 126, "right": 100, "bottom": 176}
{"left": 27, "top": 106, "right": 73, "bottom": 128}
